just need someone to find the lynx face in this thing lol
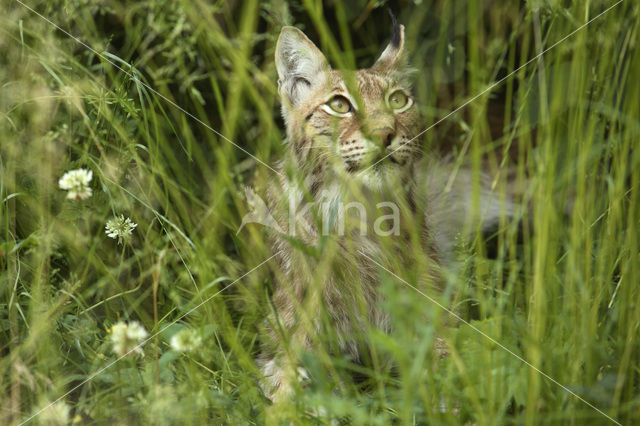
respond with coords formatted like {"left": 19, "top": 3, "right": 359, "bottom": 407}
{"left": 276, "top": 24, "right": 423, "bottom": 190}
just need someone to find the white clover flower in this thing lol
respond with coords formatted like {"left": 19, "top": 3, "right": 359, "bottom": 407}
{"left": 170, "top": 328, "right": 202, "bottom": 353}
{"left": 108, "top": 321, "right": 148, "bottom": 357}
{"left": 142, "top": 385, "right": 178, "bottom": 424}
{"left": 105, "top": 215, "right": 137, "bottom": 244}
{"left": 58, "top": 168, "right": 93, "bottom": 200}
{"left": 37, "top": 400, "right": 70, "bottom": 426}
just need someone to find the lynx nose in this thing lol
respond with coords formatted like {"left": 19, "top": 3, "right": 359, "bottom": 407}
{"left": 371, "top": 126, "right": 395, "bottom": 148}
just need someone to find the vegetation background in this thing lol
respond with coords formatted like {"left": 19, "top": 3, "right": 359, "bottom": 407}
{"left": 1, "top": 0, "right": 638, "bottom": 424}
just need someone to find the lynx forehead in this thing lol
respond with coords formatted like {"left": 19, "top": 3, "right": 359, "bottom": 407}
{"left": 275, "top": 24, "right": 423, "bottom": 186}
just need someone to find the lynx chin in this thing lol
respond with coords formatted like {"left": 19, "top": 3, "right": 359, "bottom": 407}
{"left": 255, "top": 18, "right": 515, "bottom": 403}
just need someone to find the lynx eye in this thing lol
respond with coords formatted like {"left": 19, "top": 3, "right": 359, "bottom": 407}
{"left": 388, "top": 90, "right": 409, "bottom": 110}
{"left": 327, "top": 95, "right": 352, "bottom": 115}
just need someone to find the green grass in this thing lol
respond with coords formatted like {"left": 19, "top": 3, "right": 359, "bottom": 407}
{"left": 1, "top": 0, "right": 639, "bottom": 424}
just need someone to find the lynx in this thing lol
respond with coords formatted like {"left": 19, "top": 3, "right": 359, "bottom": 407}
{"left": 257, "top": 20, "right": 513, "bottom": 402}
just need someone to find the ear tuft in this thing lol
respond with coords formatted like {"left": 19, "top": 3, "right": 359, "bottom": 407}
{"left": 372, "top": 16, "right": 406, "bottom": 73}
{"left": 275, "top": 27, "right": 329, "bottom": 106}
{"left": 388, "top": 9, "right": 401, "bottom": 48}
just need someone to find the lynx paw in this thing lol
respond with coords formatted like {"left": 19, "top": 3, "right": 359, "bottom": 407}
{"left": 259, "top": 358, "right": 310, "bottom": 402}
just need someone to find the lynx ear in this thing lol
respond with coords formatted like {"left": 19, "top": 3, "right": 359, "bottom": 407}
{"left": 371, "top": 17, "right": 406, "bottom": 72}
{"left": 276, "top": 27, "right": 329, "bottom": 105}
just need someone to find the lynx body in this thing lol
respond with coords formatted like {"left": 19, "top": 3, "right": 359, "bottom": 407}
{"left": 258, "top": 22, "right": 511, "bottom": 401}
